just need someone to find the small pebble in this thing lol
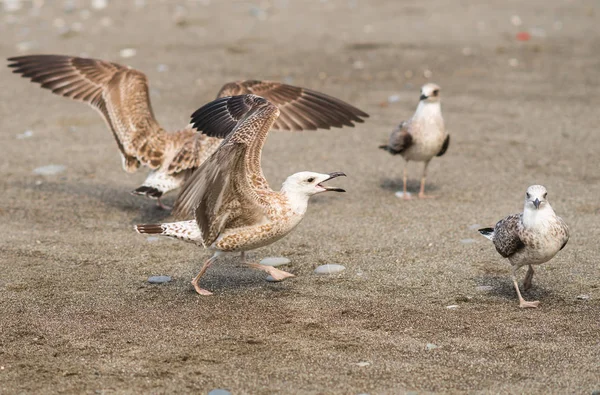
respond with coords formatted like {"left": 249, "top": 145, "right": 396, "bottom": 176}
{"left": 529, "top": 27, "right": 546, "bottom": 38}
{"left": 208, "top": 390, "right": 231, "bottom": 395}
{"left": 16, "top": 41, "right": 37, "bottom": 52}
{"left": 157, "top": 64, "right": 169, "bottom": 72}
{"left": 425, "top": 343, "right": 439, "bottom": 351}
{"left": 460, "top": 239, "right": 476, "bottom": 244}
{"left": 16, "top": 130, "right": 33, "bottom": 139}
{"left": 576, "top": 294, "right": 590, "bottom": 300}
{"left": 423, "top": 69, "right": 433, "bottom": 78}
{"left": 508, "top": 58, "right": 519, "bottom": 67}
{"left": 249, "top": 6, "right": 267, "bottom": 20}
{"left": 91, "top": 0, "right": 108, "bottom": 10}
{"left": 355, "top": 361, "right": 371, "bottom": 367}
{"left": 476, "top": 285, "right": 493, "bottom": 292}
{"left": 446, "top": 305, "right": 459, "bottom": 309}
{"left": 387, "top": 94, "right": 400, "bottom": 103}
{"left": 265, "top": 275, "right": 278, "bottom": 282}
{"left": 394, "top": 191, "right": 411, "bottom": 199}
{"left": 119, "top": 48, "right": 137, "bottom": 58}
{"left": 33, "top": 165, "right": 66, "bottom": 176}
{"left": 510, "top": 15, "right": 522, "bottom": 26}
{"left": 145, "top": 236, "right": 161, "bottom": 243}
{"left": 516, "top": 31, "right": 531, "bottom": 41}
{"left": 148, "top": 276, "right": 171, "bottom": 284}
{"left": 352, "top": 60, "right": 365, "bottom": 70}
{"left": 314, "top": 264, "right": 345, "bottom": 274}
{"left": 3, "top": 0, "right": 22, "bottom": 12}
{"left": 260, "top": 257, "right": 291, "bottom": 267}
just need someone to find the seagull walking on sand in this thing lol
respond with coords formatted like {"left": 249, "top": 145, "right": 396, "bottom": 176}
{"left": 135, "top": 94, "right": 347, "bottom": 295}
{"left": 478, "top": 185, "right": 569, "bottom": 308}
{"left": 379, "top": 83, "right": 449, "bottom": 199}
{"left": 8, "top": 54, "right": 367, "bottom": 209}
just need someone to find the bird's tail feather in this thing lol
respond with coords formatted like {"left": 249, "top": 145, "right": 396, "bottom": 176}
{"left": 134, "top": 220, "right": 201, "bottom": 242}
{"left": 478, "top": 227, "right": 495, "bottom": 241}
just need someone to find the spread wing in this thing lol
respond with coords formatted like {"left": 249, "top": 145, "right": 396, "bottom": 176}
{"left": 379, "top": 121, "right": 412, "bottom": 155}
{"left": 493, "top": 214, "right": 525, "bottom": 258}
{"left": 172, "top": 95, "right": 280, "bottom": 246}
{"left": 216, "top": 80, "right": 368, "bottom": 131}
{"left": 7, "top": 54, "right": 167, "bottom": 172}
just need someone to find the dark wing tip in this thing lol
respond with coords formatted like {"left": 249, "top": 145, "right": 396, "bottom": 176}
{"left": 436, "top": 134, "right": 450, "bottom": 157}
{"left": 190, "top": 94, "right": 269, "bottom": 139}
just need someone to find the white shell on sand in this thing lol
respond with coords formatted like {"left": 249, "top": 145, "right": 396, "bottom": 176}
{"left": 476, "top": 285, "right": 493, "bottom": 292}
{"left": 259, "top": 257, "right": 291, "bottom": 267}
{"left": 33, "top": 165, "right": 66, "bottom": 175}
{"left": 314, "top": 264, "right": 345, "bottom": 274}
{"left": 208, "top": 390, "right": 231, "bottom": 395}
{"left": 446, "top": 305, "right": 459, "bottom": 309}
{"left": 394, "top": 191, "right": 412, "bottom": 199}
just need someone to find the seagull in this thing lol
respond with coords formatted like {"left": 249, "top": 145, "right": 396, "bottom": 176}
{"left": 135, "top": 94, "right": 347, "bottom": 295}
{"left": 478, "top": 185, "right": 569, "bottom": 308}
{"left": 379, "top": 83, "right": 449, "bottom": 199}
{"left": 7, "top": 54, "right": 367, "bottom": 209}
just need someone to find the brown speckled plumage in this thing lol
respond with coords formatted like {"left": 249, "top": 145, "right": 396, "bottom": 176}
{"left": 136, "top": 95, "right": 348, "bottom": 295}
{"left": 7, "top": 54, "right": 368, "bottom": 204}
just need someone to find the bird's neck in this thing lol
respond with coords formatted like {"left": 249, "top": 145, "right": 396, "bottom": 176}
{"left": 280, "top": 187, "right": 310, "bottom": 215}
{"left": 415, "top": 101, "right": 441, "bottom": 120}
{"left": 522, "top": 205, "right": 556, "bottom": 229}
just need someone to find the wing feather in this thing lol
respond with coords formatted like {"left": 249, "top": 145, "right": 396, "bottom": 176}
{"left": 8, "top": 54, "right": 167, "bottom": 171}
{"left": 493, "top": 214, "right": 525, "bottom": 258}
{"left": 172, "top": 95, "right": 280, "bottom": 246}
{"left": 216, "top": 80, "right": 368, "bottom": 132}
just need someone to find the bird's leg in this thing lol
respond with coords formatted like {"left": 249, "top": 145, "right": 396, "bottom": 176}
{"left": 191, "top": 253, "right": 220, "bottom": 295}
{"left": 512, "top": 266, "right": 539, "bottom": 308}
{"left": 418, "top": 160, "right": 436, "bottom": 199}
{"left": 401, "top": 165, "right": 411, "bottom": 200}
{"left": 156, "top": 198, "right": 172, "bottom": 211}
{"left": 523, "top": 265, "right": 535, "bottom": 291}
{"left": 245, "top": 263, "right": 295, "bottom": 282}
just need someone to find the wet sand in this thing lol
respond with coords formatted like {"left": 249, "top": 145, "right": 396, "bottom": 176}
{"left": 1, "top": 1, "right": 599, "bottom": 393}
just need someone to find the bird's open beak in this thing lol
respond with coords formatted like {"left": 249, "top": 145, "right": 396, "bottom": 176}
{"left": 533, "top": 198, "right": 540, "bottom": 209}
{"left": 318, "top": 172, "right": 346, "bottom": 192}
{"left": 419, "top": 94, "right": 428, "bottom": 101}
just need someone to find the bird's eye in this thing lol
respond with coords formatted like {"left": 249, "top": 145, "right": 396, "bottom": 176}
{"left": 432, "top": 90, "right": 439, "bottom": 96}
{"left": 543, "top": 193, "right": 547, "bottom": 199}
{"left": 307, "top": 177, "right": 315, "bottom": 183}
{"left": 526, "top": 193, "right": 531, "bottom": 199}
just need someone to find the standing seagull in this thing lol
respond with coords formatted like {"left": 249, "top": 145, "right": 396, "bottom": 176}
{"left": 379, "top": 83, "right": 449, "bottom": 199}
{"left": 135, "top": 94, "right": 347, "bottom": 295}
{"left": 478, "top": 185, "right": 569, "bottom": 308}
{"left": 7, "top": 54, "right": 367, "bottom": 209}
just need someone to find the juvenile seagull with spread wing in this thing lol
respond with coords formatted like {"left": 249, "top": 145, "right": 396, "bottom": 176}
{"left": 7, "top": 54, "right": 367, "bottom": 209}
{"left": 478, "top": 185, "right": 569, "bottom": 308}
{"left": 135, "top": 95, "right": 347, "bottom": 295}
{"left": 379, "top": 83, "right": 449, "bottom": 199}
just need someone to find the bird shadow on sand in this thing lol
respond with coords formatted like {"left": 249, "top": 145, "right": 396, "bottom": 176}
{"left": 162, "top": 258, "right": 294, "bottom": 295}
{"left": 10, "top": 179, "right": 174, "bottom": 222}
{"left": 473, "top": 275, "right": 555, "bottom": 301}
{"left": 379, "top": 177, "right": 440, "bottom": 194}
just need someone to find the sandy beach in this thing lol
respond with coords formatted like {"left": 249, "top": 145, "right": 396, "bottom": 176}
{"left": 1, "top": 0, "right": 599, "bottom": 393}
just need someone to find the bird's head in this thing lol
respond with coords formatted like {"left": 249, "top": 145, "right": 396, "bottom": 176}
{"left": 282, "top": 171, "right": 346, "bottom": 197}
{"left": 419, "top": 83, "right": 441, "bottom": 103}
{"left": 524, "top": 185, "right": 549, "bottom": 210}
